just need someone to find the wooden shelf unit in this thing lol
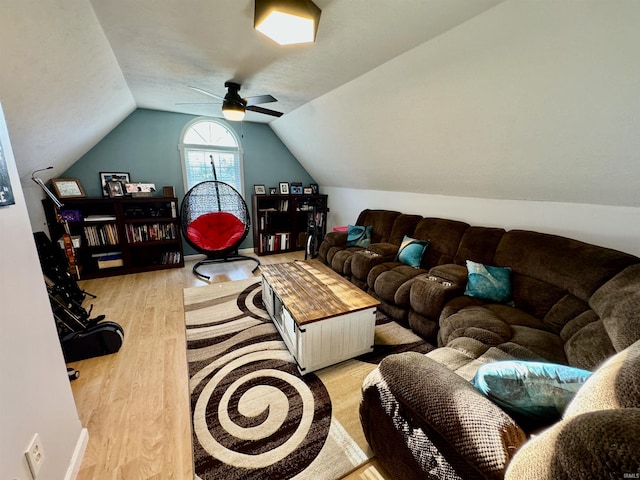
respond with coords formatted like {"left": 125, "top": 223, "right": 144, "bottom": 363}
{"left": 42, "top": 196, "right": 184, "bottom": 279}
{"left": 252, "top": 194, "right": 328, "bottom": 256}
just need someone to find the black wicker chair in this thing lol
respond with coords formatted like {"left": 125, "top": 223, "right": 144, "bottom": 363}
{"left": 180, "top": 181, "right": 259, "bottom": 280}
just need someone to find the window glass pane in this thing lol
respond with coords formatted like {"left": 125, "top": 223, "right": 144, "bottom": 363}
{"left": 184, "top": 149, "right": 241, "bottom": 192}
{"left": 182, "top": 119, "right": 242, "bottom": 194}
{"left": 184, "top": 121, "right": 238, "bottom": 146}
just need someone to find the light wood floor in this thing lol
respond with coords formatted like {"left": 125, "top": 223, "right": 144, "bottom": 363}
{"left": 70, "top": 251, "right": 392, "bottom": 480}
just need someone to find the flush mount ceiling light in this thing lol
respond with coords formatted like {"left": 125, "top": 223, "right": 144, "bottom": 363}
{"left": 254, "top": 0, "right": 321, "bottom": 46}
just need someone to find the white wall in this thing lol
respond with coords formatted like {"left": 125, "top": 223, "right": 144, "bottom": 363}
{"left": 324, "top": 186, "right": 640, "bottom": 257}
{"left": 0, "top": 104, "right": 87, "bottom": 479}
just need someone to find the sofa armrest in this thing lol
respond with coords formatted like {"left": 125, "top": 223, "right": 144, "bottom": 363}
{"left": 505, "top": 409, "right": 640, "bottom": 480}
{"left": 378, "top": 352, "right": 527, "bottom": 479}
{"left": 322, "top": 230, "right": 347, "bottom": 247}
{"left": 410, "top": 274, "right": 464, "bottom": 321}
{"left": 366, "top": 242, "right": 399, "bottom": 258}
{"left": 429, "top": 263, "right": 468, "bottom": 286}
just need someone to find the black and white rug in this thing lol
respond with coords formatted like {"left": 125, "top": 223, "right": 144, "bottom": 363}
{"left": 183, "top": 278, "right": 432, "bottom": 480}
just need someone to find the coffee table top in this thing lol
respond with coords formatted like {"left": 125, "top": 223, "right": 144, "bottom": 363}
{"left": 261, "top": 259, "right": 379, "bottom": 325}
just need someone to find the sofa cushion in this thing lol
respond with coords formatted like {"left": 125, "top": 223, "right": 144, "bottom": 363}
{"left": 471, "top": 361, "right": 591, "bottom": 427}
{"left": 394, "top": 235, "right": 430, "bottom": 268}
{"left": 453, "top": 226, "right": 505, "bottom": 266}
{"left": 345, "top": 224, "right": 371, "bottom": 247}
{"left": 412, "top": 218, "right": 469, "bottom": 269}
{"left": 564, "top": 339, "right": 640, "bottom": 418}
{"left": 464, "top": 260, "right": 512, "bottom": 303}
{"left": 589, "top": 264, "right": 640, "bottom": 352}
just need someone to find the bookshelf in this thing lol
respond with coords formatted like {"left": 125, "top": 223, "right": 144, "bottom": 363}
{"left": 252, "top": 194, "right": 328, "bottom": 256}
{"left": 42, "top": 196, "right": 184, "bottom": 279}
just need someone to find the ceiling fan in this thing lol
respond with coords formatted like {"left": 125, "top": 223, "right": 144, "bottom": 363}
{"left": 179, "top": 81, "right": 283, "bottom": 121}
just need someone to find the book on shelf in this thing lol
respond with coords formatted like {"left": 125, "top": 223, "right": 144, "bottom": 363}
{"left": 85, "top": 214, "right": 117, "bottom": 222}
{"left": 125, "top": 223, "right": 178, "bottom": 243}
{"left": 259, "top": 232, "right": 290, "bottom": 253}
{"left": 161, "top": 250, "right": 181, "bottom": 265}
{"left": 83, "top": 224, "right": 119, "bottom": 246}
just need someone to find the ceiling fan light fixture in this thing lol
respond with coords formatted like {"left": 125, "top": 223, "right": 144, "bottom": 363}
{"left": 254, "top": 0, "right": 321, "bottom": 46}
{"left": 222, "top": 100, "right": 246, "bottom": 122}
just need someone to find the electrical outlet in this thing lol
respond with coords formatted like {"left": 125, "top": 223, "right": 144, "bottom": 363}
{"left": 24, "top": 433, "right": 45, "bottom": 479}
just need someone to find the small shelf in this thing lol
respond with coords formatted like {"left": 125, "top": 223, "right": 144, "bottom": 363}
{"left": 43, "top": 196, "right": 184, "bottom": 279}
{"left": 252, "top": 194, "right": 327, "bottom": 256}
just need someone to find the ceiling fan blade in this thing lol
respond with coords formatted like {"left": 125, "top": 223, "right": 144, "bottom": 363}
{"left": 245, "top": 94, "right": 277, "bottom": 106}
{"left": 246, "top": 105, "right": 283, "bottom": 117}
{"left": 188, "top": 86, "right": 224, "bottom": 101}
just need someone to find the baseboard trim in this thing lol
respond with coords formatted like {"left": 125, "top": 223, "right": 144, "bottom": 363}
{"left": 65, "top": 427, "right": 89, "bottom": 480}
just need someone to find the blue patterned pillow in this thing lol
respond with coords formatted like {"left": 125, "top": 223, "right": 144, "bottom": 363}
{"left": 464, "top": 260, "right": 512, "bottom": 303}
{"left": 394, "top": 235, "right": 430, "bottom": 268}
{"left": 471, "top": 361, "right": 592, "bottom": 424}
{"left": 345, "top": 224, "right": 372, "bottom": 247}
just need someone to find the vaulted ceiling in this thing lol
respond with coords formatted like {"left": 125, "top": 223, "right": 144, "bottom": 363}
{"left": 2, "top": 0, "right": 639, "bottom": 208}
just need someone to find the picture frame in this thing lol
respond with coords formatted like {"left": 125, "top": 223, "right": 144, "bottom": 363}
{"left": 107, "top": 180, "right": 125, "bottom": 198}
{"left": 279, "top": 182, "right": 289, "bottom": 195}
{"left": 99, "top": 172, "right": 130, "bottom": 197}
{"left": 290, "top": 185, "right": 303, "bottom": 195}
{"left": 50, "top": 178, "right": 86, "bottom": 198}
{"left": 269, "top": 187, "right": 277, "bottom": 195}
{"left": 303, "top": 187, "right": 313, "bottom": 195}
{"left": 254, "top": 184, "right": 266, "bottom": 195}
{"left": 310, "top": 183, "right": 319, "bottom": 194}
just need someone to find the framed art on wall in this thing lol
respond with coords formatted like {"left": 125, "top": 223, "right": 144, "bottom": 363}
{"left": 100, "top": 172, "right": 130, "bottom": 197}
{"left": 51, "top": 178, "right": 86, "bottom": 198}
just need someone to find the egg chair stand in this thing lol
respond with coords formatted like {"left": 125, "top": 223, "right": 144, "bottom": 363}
{"left": 181, "top": 179, "right": 259, "bottom": 281}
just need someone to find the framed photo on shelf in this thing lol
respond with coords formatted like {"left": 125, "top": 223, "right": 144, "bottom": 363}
{"left": 290, "top": 185, "right": 303, "bottom": 195}
{"left": 50, "top": 178, "right": 86, "bottom": 198}
{"left": 107, "top": 180, "right": 125, "bottom": 197}
{"left": 310, "top": 183, "right": 319, "bottom": 194}
{"left": 254, "top": 184, "right": 266, "bottom": 195}
{"left": 279, "top": 182, "right": 289, "bottom": 195}
{"left": 99, "top": 172, "right": 130, "bottom": 197}
{"left": 269, "top": 187, "right": 277, "bottom": 195}
{"left": 303, "top": 187, "right": 313, "bottom": 195}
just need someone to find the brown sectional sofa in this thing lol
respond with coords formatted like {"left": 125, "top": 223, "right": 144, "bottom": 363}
{"left": 317, "top": 209, "right": 640, "bottom": 479}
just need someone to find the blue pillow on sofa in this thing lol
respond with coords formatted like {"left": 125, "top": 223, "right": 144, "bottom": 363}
{"left": 471, "top": 360, "right": 592, "bottom": 425}
{"left": 345, "top": 224, "right": 372, "bottom": 247}
{"left": 464, "top": 260, "right": 512, "bottom": 303}
{"left": 394, "top": 235, "right": 430, "bottom": 268}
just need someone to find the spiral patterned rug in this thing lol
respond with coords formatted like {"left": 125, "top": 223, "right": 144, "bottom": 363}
{"left": 183, "top": 278, "right": 432, "bottom": 480}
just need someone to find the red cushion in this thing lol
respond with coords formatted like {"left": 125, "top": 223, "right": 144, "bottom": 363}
{"left": 186, "top": 212, "right": 245, "bottom": 251}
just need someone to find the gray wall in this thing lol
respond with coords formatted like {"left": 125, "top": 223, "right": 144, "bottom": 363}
{"left": 63, "top": 108, "right": 316, "bottom": 252}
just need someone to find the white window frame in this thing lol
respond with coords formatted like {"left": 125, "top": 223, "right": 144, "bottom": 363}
{"left": 178, "top": 117, "right": 245, "bottom": 195}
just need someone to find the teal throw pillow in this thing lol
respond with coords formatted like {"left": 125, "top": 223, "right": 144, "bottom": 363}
{"left": 394, "top": 235, "right": 430, "bottom": 268}
{"left": 471, "top": 360, "right": 592, "bottom": 426}
{"left": 464, "top": 260, "right": 512, "bottom": 303}
{"left": 345, "top": 224, "right": 372, "bottom": 247}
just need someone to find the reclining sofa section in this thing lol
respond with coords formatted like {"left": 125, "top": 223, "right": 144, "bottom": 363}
{"left": 318, "top": 209, "right": 640, "bottom": 479}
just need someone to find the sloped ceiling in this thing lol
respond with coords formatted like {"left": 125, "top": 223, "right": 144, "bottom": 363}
{"left": 273, "top": 1, "right": 640, "bottom": 207}
{"left": 0, "top": 0, "right": 501, "bottom": 182}
{"left": 1, "top": 0, "right": 639, "bottom": 209}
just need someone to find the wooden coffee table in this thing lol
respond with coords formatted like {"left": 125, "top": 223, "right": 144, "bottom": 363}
{"left": 261, "top": 259, "right": 380, "bottom": 374}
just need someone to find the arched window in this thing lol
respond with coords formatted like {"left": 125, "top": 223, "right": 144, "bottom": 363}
{"left": 179, "top": 118, "right": 244, "bottom": 194}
